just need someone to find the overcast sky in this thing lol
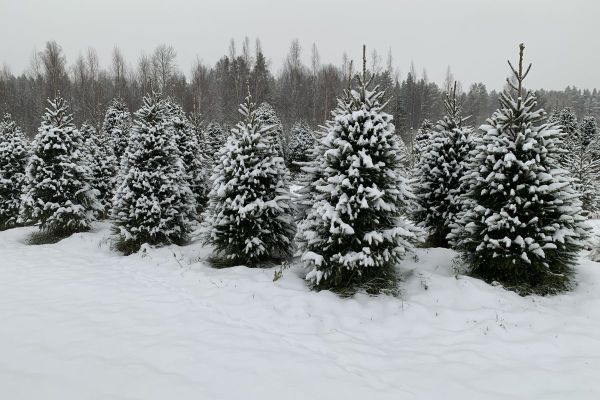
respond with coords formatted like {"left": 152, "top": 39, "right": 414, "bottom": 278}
{"left": 1, "top": 0, "right": 598, "bottom": 90}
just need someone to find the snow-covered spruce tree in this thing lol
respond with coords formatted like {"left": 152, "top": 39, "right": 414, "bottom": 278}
{"left": 255, "top": 102, "right": 285, "bottom": 159}
{"left": 102, "top": 98, "right": 131, "bottom": 162}
{"left": 412, "top": 83, "right": 474, "bottom": 247}
{"left": 204, "top": 94, "right": 295, "bottom": 266}
{"left": 0, "top": 114, "right": 29, "bottom": 230}
{"left": 164, "top": 99, "right": 210, "bottom": 212}
{"left": 296, "top": 56, "right": 420, "bottom": 294}
{"left": 562, "top": 117, "right": 600, "bottom": 213}
{"left": 81, "top": 122, "right": 118, "bottom": 219}
{"left": 578, "top": 116, "right": 599, "bottom": 153}
{"left": 293, "top": 119, "right": 334, "bottom": 226}
{"left": 286, "top": 121, "right": 314, "bottom": 170}
{"left": 111, "top": 94, "right": 195, "bottom": 254}
{"left": 200, "top": 121, "right": 227, "bottom": 165}
{"left": 412, "top": 118, "right": 434, "bottom": 164}
{"left": 449, "top": 44, "right": 589, "bottom": 295}
{"left": 550, "top": 107, "right": 578, "bottom": 141}
{"left": 19, "top": 97, "right": 99, "bottom": 239}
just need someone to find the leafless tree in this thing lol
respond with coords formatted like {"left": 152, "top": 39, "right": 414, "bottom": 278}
{"left": 242, "top": 36, "right": 253, "bottom": 68}
{"left": 137, "top": 52, "right": 153, "bottom": 94}
{"left": 152, "top": 44, "right": 177, "bottom": 94}
{"left": 112, "top": 46, "right": 127, "bottom": 96}
{"left": 39, "top": 41, "right": 67, "bottom": 97}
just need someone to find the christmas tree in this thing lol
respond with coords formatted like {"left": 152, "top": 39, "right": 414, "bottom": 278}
{"left": 550, "top": 107, "right": 578, "bottom": 140}
{"left": 165, "top": 99, "right": 210, "bottom": 212}
{"left": 200, "top": 121, "right": 227, "bottom": 166}
{"left": 563, "top": 116, "right": 600, "bottom": 212}
{"left": 413, "top": 118, "right": 434, "bottom": 164}
{"left": 449, "top": 44, "right": 589, "bottom": 295}
{"left": 286, "top": 121, "right": 314, "bottom": 170}
{"left": 413, "top": 83, "right": 474, "bottom": 247}
{"left": 578, "top": 116, "right": 599, "bottom": 148}
{"left": 0, "top": 114, "right": 29, "bottom": 230}
{"left": 204, "top": 93, "right": 295, "bottom": 266}
{"left": 297, "top": 49, "right": 420, "bottom": 293}
{"left": 102, "top": 98, "right": 131, "bottom": 162}
{"left": 20, "top": 97, "right": 99, "bottom": 239}
{"left": 255, "top": 102, "right": 285, "bottom": 159}
{"left": 112, "top": 94, "right": 195, "bottom": 254}
{"left": 81, "top": 122, "right": 118, "bottom": 219}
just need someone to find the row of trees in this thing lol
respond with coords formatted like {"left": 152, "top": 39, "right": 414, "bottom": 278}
{"left": 412, "top": 45, "right": 590, "bottom": 295}
{"left": 1, "top": 39, "right": 599, "bottom": 143}
{"left": 0, "top": 44, "right": 594, "bottom": 297}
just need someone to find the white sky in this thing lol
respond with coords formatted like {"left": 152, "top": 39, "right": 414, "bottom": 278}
{"left": 1, "top": 0, "right": 598, "bottom": 90}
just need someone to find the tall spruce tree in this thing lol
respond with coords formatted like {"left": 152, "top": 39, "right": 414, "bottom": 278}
{"left": 449, "top": 44, "right": 589, "bottom": 295}
{"left": 165, "top": 99, "right": 210, "bottom": 212}
{"left": 19, "top": 97, "right": 99, "bottom": 238}
{"left": 297, "top": 50, "right": 420, "bottom": 293}
{"left": 112, "top": 94, "right": 195, "bottom": 253}
{"left": 81, "top": 122, "right": 118, "bottom": 219}
{"left": 413, "top": 83, "right": 474, "bottom": 247}
{"left": 204, "top": 93, "right": 295, "bottom": 266}
{"left": 0, "top": 114, "right": 29, "bottom": 230}
{"left": 102, "top": 98, "right": 132, "bottom": 162}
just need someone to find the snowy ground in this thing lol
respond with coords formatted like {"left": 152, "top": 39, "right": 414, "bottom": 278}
{"left": 1, "top": 223, "right": 600, "bottom": 400}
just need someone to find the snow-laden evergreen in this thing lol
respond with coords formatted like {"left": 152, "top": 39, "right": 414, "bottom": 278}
{"left": 296, "top": 70, "right": 420, "bottom": 292}
{"left": 255, "top": 102, "right": 285, "bottom": 159}
{"left": 200, "top": 121, "right": 227, "bottom": 165}
{"left": 102, "top": 98, "right": 131, "bottom": 162}
{"left": 80, "top": 122, "right": 118, "bottom": 219}
{"left": 412, "top": 118, "right": 434, "bottom": 164}
{"left": 286, "top": 121, "right": 314, "bottom": 169}
{"left": 550, "top": 107, "right": 578, "bottom": 139}
{"left": 578, "top": 116, "right": 599, "bottom": 154}
{"left": 204, "top": 94, "right": 295, "bottom": 266}
{"left": 413, "top": 85, "right": 474, "bottom": 247}
{"left": 449, "top": 45, "right": 589, "bottom": 294}
{"left": 0, "top": 114, "right": 29, "bottom": 230}
{"left": 19, "top": 97, "right": 99, "bottom": 237}
{"left": 164, "top": 99, "right": 210, "bottom": 212}
{"left": 111, "top": 94, "right": 195, "bottom": 254}
{"left": 561, "top": 116, "right": 600, "bottom": 213}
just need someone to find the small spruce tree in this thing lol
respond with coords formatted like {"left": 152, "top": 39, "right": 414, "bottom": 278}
{"left": 563, "top": 117, "right": 600, "bottom": 213}
{"left": 204, "top": 94, "right": 295, "bottom": 266}
{"left": 413, "top": 119, "right": 434, "bottom": 164}
{"left": 200, "top": 121, "right": 227, "bottom": 165}
{"left": 102, "top": 98, "right": 131, "bottom": 162}
{"left": 449, "top": 44, "right": 589, "bottom": 295}
{"left": 297, "top": 50, "right": 420, "bottom": 293}
{"left": 19, "top": 97, "right": 99, "bottom": 238}
{"left": 578, "top": 116, "right": 599, "bottom": 152}
{"left": 413, "top": 83, "right": 474, "bottom": 247}
{"left": 111, "top": 94, "right": 195, "bottom": 254}
{"left": 550, "top": 107, "right": 578, "bottom": 140}
{"left": 255, "top": 102, "right": 286, "bottom": 159}
{"left": 286, "top": 121, "right": 314, "bottom": 170}
{"left": 0, "top": 114, "right": 29, "bottom": 230}
{"left": 81, "top": 122, "right": 118, "bottom": 219}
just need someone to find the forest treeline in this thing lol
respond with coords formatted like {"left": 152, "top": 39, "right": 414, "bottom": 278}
{"left": 1, "top": 38, "right": 599, "bottom": 144}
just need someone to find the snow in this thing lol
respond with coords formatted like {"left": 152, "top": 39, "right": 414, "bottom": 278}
{"left": 1, "top": 222, "right": 600, "bottom": 399}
